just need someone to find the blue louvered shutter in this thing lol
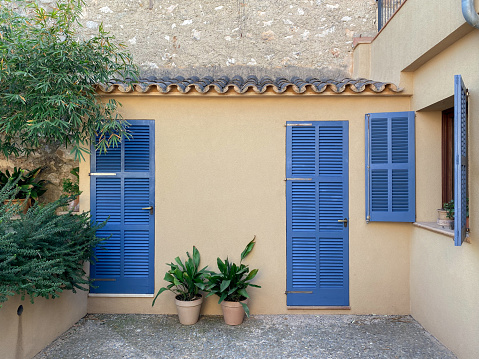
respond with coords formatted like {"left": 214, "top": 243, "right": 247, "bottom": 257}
{"left": 454, "top": 75, "right": 467, "bottom": 246}
{"left": 286, "top": 121, "right": 349, "bottom": 306}
{"left": 365, "top": 112, "right": 415, "bottom": 222}
{"left": 90, "top": 120, "right": 155, "bottom": 294}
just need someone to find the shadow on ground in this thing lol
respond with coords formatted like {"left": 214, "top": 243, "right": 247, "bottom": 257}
{"left": 35, "top": 314, "right": 456, "bottom": 359}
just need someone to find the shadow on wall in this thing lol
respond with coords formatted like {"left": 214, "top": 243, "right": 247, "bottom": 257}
{"left": 140, "top": 65, "right": 351, "bottom": 80}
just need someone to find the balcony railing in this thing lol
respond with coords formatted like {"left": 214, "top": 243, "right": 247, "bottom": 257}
{"left": 377, "top": 0, "right": 406, "bottom": 31}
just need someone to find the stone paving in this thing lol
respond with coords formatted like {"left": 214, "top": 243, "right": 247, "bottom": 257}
{"left": 34, "top": 314, "right": 456, "bottom": 359}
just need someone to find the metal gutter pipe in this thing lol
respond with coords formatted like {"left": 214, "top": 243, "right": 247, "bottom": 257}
{"left": 462, "top": 0, "right": 479, "bottom": 29}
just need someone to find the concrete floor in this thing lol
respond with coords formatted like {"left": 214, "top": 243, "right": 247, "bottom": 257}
{"left": 34, "top": 314, "right": 456, "bottom": 359}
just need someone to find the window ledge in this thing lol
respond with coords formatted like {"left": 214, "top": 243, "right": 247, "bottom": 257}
{"left": 413, "top": 222, "right": 471, "bottom": 243}
{"left": 413, "top": 222, "right": 454, "bottom": 238}
{"left": 89, "top": 294, "right": 154, "bottom": 298}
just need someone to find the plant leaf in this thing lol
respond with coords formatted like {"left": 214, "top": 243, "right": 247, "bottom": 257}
{"left": 192, "top": 246, "right": 200, "bottom": 268}
{"left": 240, "top": 236, "right": 256, "bottom": 262}
{"left": 245, "top": 268, "right": 258, "bottom": 281}
{"left": 241, "top": 302, "right": 250, "bottom": 317}
{"left": 220, "top": 279, "right": 231, "bottom": 292}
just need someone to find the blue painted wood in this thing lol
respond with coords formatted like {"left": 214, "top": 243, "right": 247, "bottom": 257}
{"left": 454, "top": 75, "right": 467, "bottom": 246}
{"left": 365, "top": 112, "right": 415, "bottom": 222}
{"left": 286, "top": 121, "right": 349, "bottom": 306}
{"left": 90, "top": 120, "right": 155, "bottom": 294}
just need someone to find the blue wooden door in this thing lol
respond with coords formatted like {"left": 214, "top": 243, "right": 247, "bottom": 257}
{"left": 286, "top": 121, "right": 349, "bottom": 306}
{"left": 90, "top": 120, "right": 155, "bottom": 294}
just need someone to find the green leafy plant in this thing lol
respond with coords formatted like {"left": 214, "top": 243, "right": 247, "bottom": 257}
{"left": 152, "top": 246, "right": 209, "bottom": 305}
{"left": 0, "top": 0, "right": 138, "bottom": 160}
{"left": 443, "top": 198, "right": 469, "bottom": 219}
{"left": 0, "top": 167, "right": 47, "bottom": 202}
{"left": 443, "top": 200, "right": 455, "bottom": 219}
{"left": 205, "top": 236, "right": 261, "bottom": 317}
{"left": 62, "top": 167, "right": 80, "bottom": 196}
{"left": 0, "top": 183, "right": 106, "bottom": 306}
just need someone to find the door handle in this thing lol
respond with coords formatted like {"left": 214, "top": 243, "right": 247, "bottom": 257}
{"left": 142, "top": 206, "right": 154, "bottom": 215}
{"left": 338, "top": 218, "right": 348, "bottom": 227}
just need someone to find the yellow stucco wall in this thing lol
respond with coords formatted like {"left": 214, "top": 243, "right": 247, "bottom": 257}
{"left": 0, "top": 291, "right": 87, "bottom": 359}
{"left": 82, "top": 94, "right": 413, "bottom": 315}
{"left": 354, "top": 0, "right": 479, "bottom": 357}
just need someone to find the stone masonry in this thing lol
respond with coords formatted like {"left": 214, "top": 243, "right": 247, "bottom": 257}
{"left": 78, "top": 0, "right": 378, "bottom": 78}
{"left": 4, "top": 0, "right": 379, "bottom": 202}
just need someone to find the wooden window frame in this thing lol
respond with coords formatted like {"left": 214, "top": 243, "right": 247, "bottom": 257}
{"left": 441, "top": 108, "right": 454, "bottom": 206}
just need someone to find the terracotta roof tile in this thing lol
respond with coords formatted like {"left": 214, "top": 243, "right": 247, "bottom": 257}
{"left": 97, "top": 76, "right": 402, "bottom": 95}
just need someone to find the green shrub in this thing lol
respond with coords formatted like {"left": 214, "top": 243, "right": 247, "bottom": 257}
{"left": 0, "top": 183, "right": 106, "bottom": 306}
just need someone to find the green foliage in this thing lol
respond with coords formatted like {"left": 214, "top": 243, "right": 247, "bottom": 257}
{"left": 0, "top": 167, "right": 47, "bottom": 201}
{"left": 0, "top": 183, "right": 106, "bottom": 306}
{"left": 443, "top": 200, "right": 455, "bottom": 220}
{"left": 62, "top": 166, "right": 80, "bottom": 196}
{"left": 443, "top": 198, "right": 470, "bottom": 219}
{"left": 0, "top": 0, "right": 138, "bottom": 160}
{"left": 152, "top": 246, "right": 209, "bottom": 305}
{"left": 205, "top": 236, "right": 261, "bottom": 317}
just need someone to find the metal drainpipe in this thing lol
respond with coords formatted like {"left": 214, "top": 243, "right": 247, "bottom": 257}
{"left": 462, "top": 0, "right": 479, "bottom": 29}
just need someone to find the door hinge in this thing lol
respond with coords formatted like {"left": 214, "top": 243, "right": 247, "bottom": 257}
{"left": 285, "top": 123, "right": 313, "bottom": 127}
{"left": 89, "top": 173, "right": 117, "bottom": 176}
{"left": 92, "top": 278, "right": 116, "bottom": 282}
{"left": 285, "top": 291, "right": 313, "bottom": 294}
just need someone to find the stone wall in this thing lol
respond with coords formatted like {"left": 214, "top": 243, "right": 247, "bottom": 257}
{"left": 78, "top": 0, "right": 378, "bottom": 78}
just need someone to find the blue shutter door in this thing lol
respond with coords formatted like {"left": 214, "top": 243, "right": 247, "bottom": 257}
{"left": 366, "top": 112, "right": 415, "bottom": 222}
{"left": 90, "top": 120, "right": 155, "bottom": 294}
{"left": 286, "top": 121, "right": 349, "bottom": 306}
{"left": 454, "top": 75, "right": 467, "bottom": 246}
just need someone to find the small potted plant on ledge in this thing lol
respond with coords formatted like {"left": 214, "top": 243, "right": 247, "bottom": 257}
{"left": 152, "top": 246, "right": 209, "bottom": 325}
{"left": 443, "top": 200, "right": 455, "bottom": 229}
{"left": 437, "top": 199, "right": 470, "bottom": 230}
{"left": 206, "top": 236, "right": 261, "bottom": 326}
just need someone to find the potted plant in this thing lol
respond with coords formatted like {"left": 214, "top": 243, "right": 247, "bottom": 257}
{"left": 438, "top": 199, "right": 470, "bottom": 230}
{"left": 0, "top": 167, "right": 48, "bottom": 213}
{"left": 152, "top": 246, "right": 209, "bottom": 325}
{"left": 62, "top": 167, "right": 80, "bottom": 211}
{"left": 206, "top": 236, "right": 261, "bottom": 325}
{"left": 439, "top": 200, "right": 455, "bottom": 229}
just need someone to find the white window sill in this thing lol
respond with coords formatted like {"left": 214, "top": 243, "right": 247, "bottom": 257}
{"left": 413, "top": 222, "right": 454, "bottom": 238}
{"left": 88, "top": 294, "right": 154, "bottom": 298}
{"left": 413, "top": 222, "right": 471, "bottom": 243}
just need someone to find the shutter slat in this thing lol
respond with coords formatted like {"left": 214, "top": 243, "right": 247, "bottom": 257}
{"left": 292, "top": 237, "right": 317, "bottom": 288}
{"left": 94, "top": 230, "right": 121, "bottom": 277}
{"left": 125, "top": 125, "right": 150, "bottom": 172}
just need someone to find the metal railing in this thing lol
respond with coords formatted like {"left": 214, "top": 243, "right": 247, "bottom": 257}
{"left": 377, "top": 0, "right": 406, "bottom": 31}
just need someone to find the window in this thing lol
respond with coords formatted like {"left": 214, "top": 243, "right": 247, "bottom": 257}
{"left": 365, "top": 111, "right": 415, "bottom": 222}
{"left": 441, "top": 108, "right": 454, "bottom": 206}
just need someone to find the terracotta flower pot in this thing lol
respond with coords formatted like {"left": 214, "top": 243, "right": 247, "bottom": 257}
{"left": 68, "top": 195, "right": 80, "bottom": 212}
{"left": 221, "top": 299, "right": 248, "bottom": 326}
{"left": 175, "top": 295, "right": 203, "bottom": 325}
{"left": 4, "top": 198, "right": 32, "bottom": 214}
{"left": 437, "top": 209, "right": 453, "bottom": 227}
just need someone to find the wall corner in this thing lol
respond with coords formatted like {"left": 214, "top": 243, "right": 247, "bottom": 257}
{"left": 352, "top": 38, "right": 373, "bottom": 79}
